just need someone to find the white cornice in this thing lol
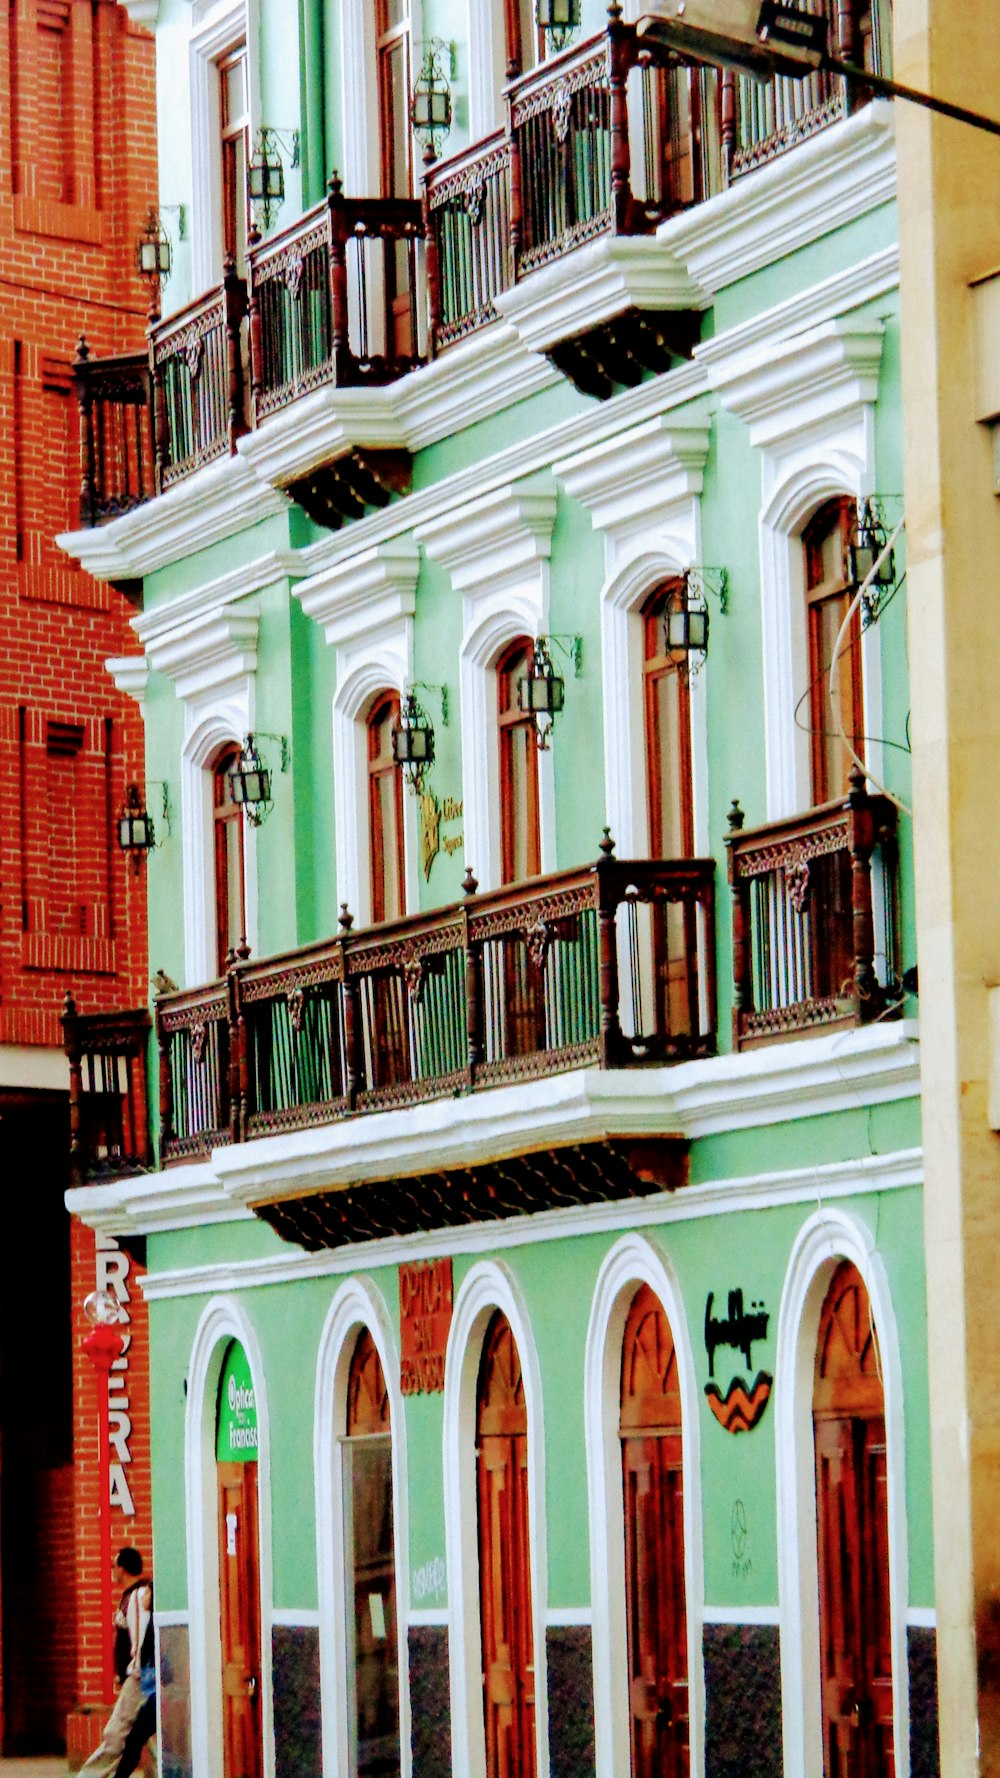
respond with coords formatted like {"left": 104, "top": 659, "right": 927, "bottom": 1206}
{"left": 294, "top": 537, "right": 420, "bottom": 647}
{"left": 707, "top": 316, "right": 885, "bottom": 449}
{"left": 66, "top": 1021, "right": 920, "bottom": 1239}
{"left": 235, "top": 388, "right": 408, "bottom": 489}
{"left": 105, "top": 655, "right": 149, "bottom": 711}
{"left": 416, "top": 473, "right": 558, "bottom": 594}
{"left": 133, "top": 550, "right": 298, "bottom": 648}
{"left": 660, "top": 101, "right": 896, "bottom": 295}
{"left": 136, "top": 1143, "right": 923, "bottom": 1299}
{"left": 553, "top": 416, "right": 711, "bottom": 536}
{"left": 495, "top": 236, "right": 709, "bottom": 357}
{"left": 146, "top": 601, "right": 260, "bottom": 701}
{"left": 393, "top": 324, "right": 559, "bottom": 450}
{"left": 57, "top": 456, "right": 289, "bottom": 582}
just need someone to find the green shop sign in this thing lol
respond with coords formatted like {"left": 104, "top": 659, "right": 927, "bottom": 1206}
{"left": 216, "top": 1341, "right": 258, "bottom": 1462}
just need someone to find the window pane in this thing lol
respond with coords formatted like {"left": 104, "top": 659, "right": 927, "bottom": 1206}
{"left": 652, "top": 670, "right": 686, "bottom": 858}
{"left": 376, "top": 771, "right": 403, "bottom": 923}
{"left": 343, "top": 1435, "right": 400, "bottom": 1778}
{"left": 223, "top": 56, "right": 246, "bottom": 128}
{"left": 225, "top": 820, "right": 243, "bottom": 954}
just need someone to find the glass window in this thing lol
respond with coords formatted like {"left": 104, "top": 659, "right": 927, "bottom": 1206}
{"left": 367, "top": 694, "right": 405, "bottom": 924}
{"left": 213, "top": 746, "right": 245, "bottom": 976}
{"left": 219, "top": 42, "right": 249, "bottom": 272}
{"left": 497, "top": 640, "right": 541, "bottom": 885}
{"left": 344, "top": 1332, "right": 400, "bottom": 1778}
{"left": 805, "top": 499, "right": 863, "bottom": 805}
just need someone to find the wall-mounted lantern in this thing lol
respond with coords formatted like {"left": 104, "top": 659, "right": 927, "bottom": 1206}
{"left": 135, "top": 209, "right": 173, "bottom": 283}
{"left": 847, "top": 497, "right": 897, "bottom": 625}
{"left": 117, "top": 784, "right": 155, "bottom": 873}
{"left": 392, "top": 691, "right": 436, "bottom": 794}
{"left": 411, "top": 42, "right": 454, "bottom": 161}
{"left": 664, "top": 568, "right": 729, "bottom": 680}
{"left": 230, "top": 735, "right": 273, "bottom": 826}
{"left": 536, "top": 0, "right": 581, "bottom": 50}
{"left": 517, "top": 634, "right": 582, "bottom": 749}
{"left": 248, "top": 128, "right": 301, "bottom": 231}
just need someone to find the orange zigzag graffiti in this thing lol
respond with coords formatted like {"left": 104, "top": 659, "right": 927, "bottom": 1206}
{"left": 703, "top": 1370, "right": 773, "bottom": 1434}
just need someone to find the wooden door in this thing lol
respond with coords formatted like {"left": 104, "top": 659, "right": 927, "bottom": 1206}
{"left": 619, "top": 1285, "right": 689, "bottom": 1778}
{"left": 476, "top": 1313, "right": 536, "bottom": 1778}
{"left": 345, "top": 1331, "right": 400, "bottom": 1777}
{"left": 217, "top": 1461, "right": 262, "bottom": 1778}
{"left": 813, "top": 1262, "right": 894, "bottom": 1778}
{"left": 642, "top": 586, "right": 696, "bottom": 1043}
{"left": 214, "top": 746, "right": 246, "bottom": 977}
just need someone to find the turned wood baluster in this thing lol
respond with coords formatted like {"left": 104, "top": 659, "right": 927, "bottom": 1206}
{"left": 156, "top": 1007, "right": 175, "bottom": 1157}
{"left": 62, "top": 992, "right": 85, "bottom": 1184}
{"left": 246, "top": 228, "right": 264, "bottom": 423}
{"left": 151, "top": 335, "right": 168, "bottom": 496}
{"left": 508, "top": 96, "right": 523, "bottom": 279}
{"left": 721, "top": 70, "right": 736, "bottom": 186}
{"left": 596, "top": 830, "right": 624, "bottom": 1068}
{"left": 847, "top": 767, "right": 879, "bottom": 1021}
{"left": 338, "top": 905, "right": 361, "bottom": 1104}
{"left": 74, "top": 339, "right": 96, "bottom": 527}
{"left": 223, "top": 258, "right": 247, "bottom": 451}
{"left": 462, "top": 869, "right": 482, "bottom": 1084}
{"left": 608, "top": 5, "right": 632, "bottom": 235}
{"left": 329, "top": 174, "right": 349, "bottom": 379}
{"left": 422, "top": 168, "right": 441, "bottom": 360}
{"left": 725, "top": 800, "right": 749, "bottom": 1049}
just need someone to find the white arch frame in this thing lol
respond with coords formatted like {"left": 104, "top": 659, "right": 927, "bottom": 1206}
{"left": 182, "top": 705, "right": 258, "bottom": 988}
{"left": 584, "top": 1233, "right": 706, "bottom": 1778}
{"left": 774, "top": 1206, "right": 911, "bottom": 1778}
{"left": 332, "top": 648, "right": 419, "bottom": 929}
{"left": 758, "top": 446, "right": 883, "bottom": 823}
{"left": 442, "top": 1260, "right": 550, "bottom": 1778}
{"left": 459, "top": 600, "right": 556, "bottom": 890}
{"left": 185, "top": 1295, "right": 275, "bottom": 1778}
{"left": 314, "top": 1276, "right": 412, "bottom": 1778}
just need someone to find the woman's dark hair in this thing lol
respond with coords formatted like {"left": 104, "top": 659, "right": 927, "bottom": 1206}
{"left": 116, "top": 1547, "right": 143, "bottom": 1576}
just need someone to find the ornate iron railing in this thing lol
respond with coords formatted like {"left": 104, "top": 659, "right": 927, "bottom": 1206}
{"left": 74, "top": 345, "right": 154, "bottom": 526}
{"left": 155, "top": 840, "right": 717, "bottom": 1164}
{"left": 725, "top": 771, "right": 898, "bottom": 1050}
{"left": 722, "top": 0, "right": 891, "bottom": 178}
{"left": 63, "top": 995, "right": 152, "bottom": 1183}
{"left": 425, "top": 23, "right": 721, "bottom": 350}
{"left": 150, "top": 266, "right": 247, "bottom": 489}
{"left": 248, "top": 181, "right": 425, "bottom": 421}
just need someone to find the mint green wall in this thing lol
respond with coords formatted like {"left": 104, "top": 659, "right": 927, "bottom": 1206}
{"left": 145, "top": 1173, "right": 933, "bottom": 1616}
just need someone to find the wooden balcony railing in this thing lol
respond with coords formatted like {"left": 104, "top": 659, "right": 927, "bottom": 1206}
{"left": 74, "top": 344, "right": 154, "bottom": 527}
{"left": 248, "top": 179, "right": 425, "bottom": 423}
{"left": 63, "top": 994, "right": 152, "bottom": 1183}
{"left": 425, "top": 22, "right": 721, "bottom": 350}
{"left": 155, "top": 839, "right": 717, "bottom": 1164}
{"left": 725, "top": 770, "right": 898, "bottom": 1050}
{"left": 151, "top": 264, "right": 247, "bottom": 489}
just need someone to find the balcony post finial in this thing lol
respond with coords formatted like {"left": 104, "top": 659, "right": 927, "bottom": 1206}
{"left": 599, "top": 827, "right": 616, "bottom": 859}
{"left": 338, "top": 902, "right": 354, "bottom": 932}
{"left": 462, "top": 867, "right": 478, "bottom": 897}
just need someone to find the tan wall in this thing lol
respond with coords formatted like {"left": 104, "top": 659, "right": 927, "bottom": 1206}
{"left": 895, "top": 2, "right": 1000, "bottom": 1770}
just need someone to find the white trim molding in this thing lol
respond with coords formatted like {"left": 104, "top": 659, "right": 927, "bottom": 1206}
{"left": 105, "top": 656, "right": 149, "bottom": 714}
{"left": 189, "top": 2, "right": 253, "bottom": 293}
{"left": 707, "top": 318, "right": 885, "bottom": 819}
{"left": 658, "top": 101, "right": 896, "bottom": 296}
{"left": 495, "top": 236, "right": 708, "bottom": 359}
{"left": 418, "top": 476, "right": 558, "bottom": 888}
{"left": 774, "top": 1207, "right": 911, "bottom": 1778}
{"left": 185, "top": 1296, "right": 275, "bottom": 1778}
{"left": 584, "top": 1233, "right": 705, "bottom": 1778}
{"left": 553, "top": 417, "right": 711, "bottom": 857}
{"left": 143, "top": 601, "right": 260, "bottom": 705}
{"left": 313, "top": 1276, "right": 412, "bottom": 1778}
{"left": 296, "top": 540, "right": 420, "bottom": 928}
{"left": 442, "top": 1260, "right": 550, "bottom": 1778}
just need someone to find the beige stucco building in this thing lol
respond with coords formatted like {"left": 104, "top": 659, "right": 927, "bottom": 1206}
{"left": 896, "top": 1, "right": 1000, "bottom": 1770}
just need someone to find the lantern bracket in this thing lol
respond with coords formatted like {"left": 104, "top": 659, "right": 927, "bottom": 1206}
{"left": 409, "top": 681, "right": 449, "bottom": 727}
{"left": 411, "top": 41, "right": 455, "bottom": 159}
{"left": 252, "top": 730, "right": 291, "bottom": 773}
{"left": 684, "top": 565, "right": 729, "bottom": 616}
{"left": 545, "top": 633, "right": 584, "bottom": 678}
{"left": 847, "top": 496, "right": 902, "bottom": 629}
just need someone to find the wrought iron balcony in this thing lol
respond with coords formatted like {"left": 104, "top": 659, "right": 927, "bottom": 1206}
{"left": 725, "top": 769, "right": 899, "bottom": 1050}
{"left": 62, "top": 994, "right": 152, "bottom": 1184}
{"left": 155, "top": 840, "right": 717, "bottom": 1166}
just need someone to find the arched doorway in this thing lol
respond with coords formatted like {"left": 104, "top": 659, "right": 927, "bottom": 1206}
{"left": 476, "top": 1311, "right": 536, "bottom": 1778}
{"left": 619, "top": 1284, "right": 689, "bottom": 1778}
{"left": 813, "top": 1261, "right": 894, "bottom": 1776}
{"left": 343, "top": 1328, "right": 400, "bottom": 1777}
{"left": 215, "top": 1340, "right": 262, "bottom": 1778}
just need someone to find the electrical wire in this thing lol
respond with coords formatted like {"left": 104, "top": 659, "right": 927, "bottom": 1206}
{"left": 828, "top": 515, "right": 911, "bottom": 816}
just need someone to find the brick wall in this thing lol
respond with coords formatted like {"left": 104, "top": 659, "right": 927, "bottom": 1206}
{"left": 0, "top": 0, "right": 156, "bottom": 1753}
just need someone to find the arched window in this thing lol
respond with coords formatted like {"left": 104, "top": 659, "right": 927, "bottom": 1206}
{"left": 804, "top": 500, "right": 863, "bottom": 806}
{"left": 213, "top": 746, "right": 246, "bottom": 977}
{"left": 497, "top": 639, "right": 541, "bottom": 886}
{"left": 619, "top": 1284, "right": 689, "bottom": 1778}
{"left": 476, "top": 1311, "right": 536, "bottom": 1778}
{"left": 813, "top": 1262, "right": 894, "bottom": 1773}
{"left": 641, "top": 586, "right": 695, "bottom": 1037}
{"left": 344, "top": 1329, "right": 400, "bottom": 1776}
{"left": 367, "top": 692, "right": 406, "bottom": 925}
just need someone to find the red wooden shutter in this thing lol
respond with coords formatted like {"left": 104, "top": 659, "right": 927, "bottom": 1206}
{"left": 619, "top": 1285, "right": 690, "bottom": 1778}
{"left": 476, "top": 1313, "right": 537, "bottom": 1778}
{"left": 813, "top": 1262, "right": 895, "bottom": 1778}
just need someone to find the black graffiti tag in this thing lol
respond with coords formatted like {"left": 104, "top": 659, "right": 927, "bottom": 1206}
{"left": 704, "top": 1289, "right": 769, "bottom": 1379}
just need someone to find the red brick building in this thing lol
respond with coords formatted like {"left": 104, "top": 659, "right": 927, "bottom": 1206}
{"left": 0, "top": 0, "right": 154, "bottom": 1754}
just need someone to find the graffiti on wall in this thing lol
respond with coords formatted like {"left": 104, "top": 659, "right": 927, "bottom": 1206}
{"left": 703, "top": 1288, "right": 773, "bottom": 1434}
